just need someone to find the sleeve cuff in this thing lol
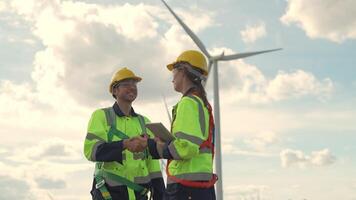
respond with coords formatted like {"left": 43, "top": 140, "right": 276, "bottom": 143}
{"left": 148, "top": 139, "right": 161, "bottom": 159}
{"left": 95, "top": 140, "right": 124, "bottom": 163}
{"left": 162, "top": 141, "right": 174, "bottom": 159}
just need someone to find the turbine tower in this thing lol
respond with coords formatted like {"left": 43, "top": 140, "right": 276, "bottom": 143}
{"left": 161, "top": 1, "right": 281, "bottom": 199}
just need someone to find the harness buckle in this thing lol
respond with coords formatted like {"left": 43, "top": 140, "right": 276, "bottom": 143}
{"left": 140, "top": 187, "right": 149, "bottom": 196}
{"left": 96, "top": 179, "right": 105, "bottom": 189}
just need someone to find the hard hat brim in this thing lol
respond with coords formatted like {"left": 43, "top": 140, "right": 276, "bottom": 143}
{"left": 167, "top": 61, "right": 208, "bottom": 76}
{"left": 131, "top": 76, "right": 142, "bottom": 82}
{"left": 167, "top": 62, "right": 175, "bottom": 72}
{"left": 109, "top": 76, "right": 142, "bottom": 93}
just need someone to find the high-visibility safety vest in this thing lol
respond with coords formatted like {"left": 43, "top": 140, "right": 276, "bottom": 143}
{"left": 84, "top": 106, "right": 162, "bottom": 200}
{"left": 166, "top": 95, "right": 218, "bottom": 187}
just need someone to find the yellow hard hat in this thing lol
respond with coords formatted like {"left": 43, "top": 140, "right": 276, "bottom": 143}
{"left": 109, "top": 67, "right": 142, "bottom": 93}
{"left": 167, "top": 50, "right": 208, "bottom": 76}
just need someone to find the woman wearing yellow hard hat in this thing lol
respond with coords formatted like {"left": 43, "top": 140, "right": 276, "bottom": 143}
{"left": 147, "top": 50, "right": 217, "bottom": 199}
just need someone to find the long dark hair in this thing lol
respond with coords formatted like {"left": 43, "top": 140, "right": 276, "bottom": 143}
{"left": 176, "top": 62, "right": 209, "bottom": 107}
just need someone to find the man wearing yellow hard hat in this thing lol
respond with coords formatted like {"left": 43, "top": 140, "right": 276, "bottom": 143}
{"left": 84, "top": 67, "right": 164, "bottom": 200}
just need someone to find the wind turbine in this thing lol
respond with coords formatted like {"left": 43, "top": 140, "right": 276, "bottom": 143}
{"left": 160, "top": 0, "right": 282, "bottom": 199}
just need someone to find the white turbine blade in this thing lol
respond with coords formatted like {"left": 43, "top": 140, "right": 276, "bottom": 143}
{"left": 203, "top": 60, "right": 213, "bottom": 87}
{"left": 219, "top": 48, "right": 282, "bottom": 61}
{"left": 160, "top": 95, "right": 169, "bottom": 178}
{"left": 207, "top": 60, "right": 213, "bottom": 74}
{"left": 161, "top": 0, "right": 211, "bottom": 58}
{"left": 162, "top": 94, "right": 172, "bottom": 123}
{"left": 161, "top": 159, "right": 167, "bottom": 173}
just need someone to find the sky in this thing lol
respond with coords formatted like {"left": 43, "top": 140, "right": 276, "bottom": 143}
{"left": 0, "top": 0, "right": 355, "bottom": 199}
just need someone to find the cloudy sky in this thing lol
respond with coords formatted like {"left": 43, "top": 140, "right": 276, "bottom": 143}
{"left": 1, "top": 0, "right": 355, "bottom": 199}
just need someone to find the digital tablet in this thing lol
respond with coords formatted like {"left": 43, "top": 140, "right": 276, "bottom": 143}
{"left": 145, "top": 122, "right": 174, "bottom": 142}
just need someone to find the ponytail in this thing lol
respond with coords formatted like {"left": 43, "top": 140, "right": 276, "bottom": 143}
{"left": 183, "top": 66, "right": 209, "bottom": 107}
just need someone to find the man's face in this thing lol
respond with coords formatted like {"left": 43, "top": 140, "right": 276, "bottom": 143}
{"left": 113, "top": 79, "right": 138, "bottom": 103}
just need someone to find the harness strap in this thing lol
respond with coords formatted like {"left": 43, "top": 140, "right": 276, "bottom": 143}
{"left": 137, "top": 114, "right": 149, "bottom": 159}
{"left": 108, "top": 126, "right": 129, "bottom": 141}
{"left": 93, "top": 107, "right": 149, "bottom": 199}
{"left": 94, "top": 163, "right": 112, "bottom": 200}
{"left": 200, "top": 103, "right": 215, "bottom": 158}
{"left": 95, "top": 164, "right": 149, "bottom": 195}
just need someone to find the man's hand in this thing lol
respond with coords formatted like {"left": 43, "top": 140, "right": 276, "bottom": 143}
{"left": 123, "top": 136, "right": 148, "bottom": 152}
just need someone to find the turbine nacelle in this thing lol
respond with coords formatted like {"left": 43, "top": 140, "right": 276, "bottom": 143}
{"left": 210, "top": 51, "right": 225, "bottom": 61}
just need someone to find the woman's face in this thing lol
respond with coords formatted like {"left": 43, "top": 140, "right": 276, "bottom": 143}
{"left": 172, "top": 68, "right": 184, "bottom": 92}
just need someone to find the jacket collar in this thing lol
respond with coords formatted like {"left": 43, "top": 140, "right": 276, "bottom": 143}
{"left": 113, "top": 102, "right": 138, "bottom": 117}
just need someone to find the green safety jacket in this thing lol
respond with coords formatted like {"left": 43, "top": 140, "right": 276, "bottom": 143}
{"left": 84, "top": 103, "right": 163, "bottom": 200}
{"left": 148, "top": 94, "right": 214, "bottom": 185}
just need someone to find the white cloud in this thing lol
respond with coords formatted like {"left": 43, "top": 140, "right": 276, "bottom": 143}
{"left": 205, "top": 47, "right": 334, "bottom": 104}
{"left": 280, "top": 148, "right": 336, "bottom": 168}
{"left": 4, "top": 139, "right": 91, "bottom": 173}
{"left": 225, "top": 184, "right": 271, "bottom": 200}
{"left": 0, "top": 175, "right": 35, "bottom": 200}
{"left": 21, "top": 138, "right": 82, "bottom": 161}
{"left": 0, "top": 1, "right": 7, "bottom": 12}
{"left": 0, "top": 148, "right": 7, "bottom": 154}
{"left": 280, "top": 149, "right": 308, "bottom": 168}
{"left": 219, "top": 60, "right": 333, "bottom": 104}
{"left": 7, "top": 36, "right": 37, "bottom": 45}
{"left": 266, "top": 70, "right": 333, "bottom": 101}
{"left": 0, "top": 140, "right": 93, "bottom": 200}
{"left": 352, "top": 81, "right": 356, "bottom": 88}
{"left": 5, "top": 0, "right": 215, "bottom": 107}
{"left": 158, "top": 5, "right": 215, "bottom": 34}
{"left": 310, "top": 148, "right": 337, "bottom": 166}
{"left": 218, "top": 98, "right": 356, "bottom": 156}
{"left": 281, "top": 0, "right": 356, "bottom": 43}
{"left": 352, "top": 183, "right": 356, "bottom": 190}
{"left": 0, "top": 162, "right": 55, "bottom": 200}
{"left": 160, "top": 25, "right": 198, "bottom": 60}
{"left": 0, "top": 79, "right": 89, "bottom": 145}
{"left": 6, "top": 0, "right": 333, "bottom": 110}
{"left": 35, "top": 176, "right": 66, "bottom": 189}
{"left": 221, "top": 137, "right": 275, "bottom": 157}
{"left": 240, "top": 22, "right": 267, "bottom": 43}
{"left": 243, "top": 131, "right": 278, "bottom": 151}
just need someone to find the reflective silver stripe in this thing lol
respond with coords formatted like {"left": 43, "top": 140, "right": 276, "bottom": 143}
{"left": 167, "top": 172, "right": 213, "bottom": 184}
{"left": 137, "top": 114, "right": 147, "bottom": 134}
{"left": 105, "top": 172, "right": 162, "bottom": 186}
{"left": 91, "top": 141, "right": 104, "bottom": 161}
{"left": 105, "top": 177, "right": 125, "bottom": 186}
{"left": 134, "top": 175, "right": 151, "bottom": 184}
{"left": 157, "top": 142, "right": 164, "bottom": 158}
{"left": 122, "top": 153, "right": 126, "bottom": 160}
{"left": 188, "top": 95, "right": 206, "bottom": 137}
{"left": 168, "top": 143, "right": 182, "bottom": 160}
{"left": 199, "top": 147, "right": 212, "bottom": 154}
{"left": 175, "top": 132, "right": 204, "bottom": 146}
{"left": 86, "top": 132, "right": 105, "bottom": 142}
{"left": 102, "top": 107, "right": 114, "bottom": 126}
{"left": 134, "top": 171, "right": 162, "bottom": 184}
{"left": 149, "top": 171, "right": 163, "bottom": 179}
